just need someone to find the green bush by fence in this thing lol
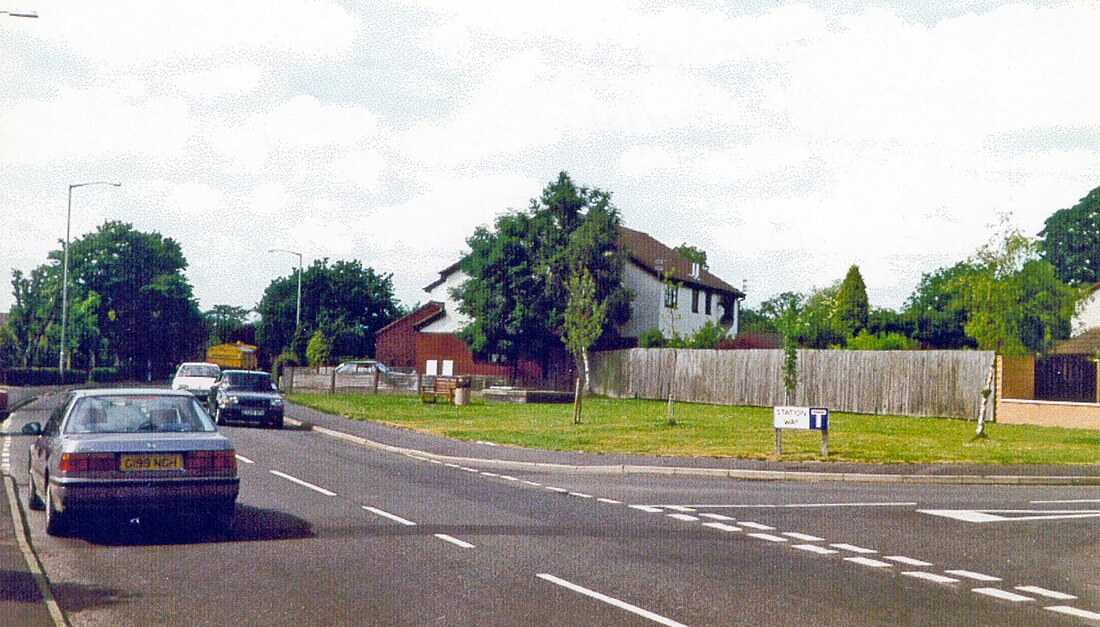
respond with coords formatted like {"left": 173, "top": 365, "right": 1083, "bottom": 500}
{"left": 4, "top": 368, "right": 87, "bottom": 386}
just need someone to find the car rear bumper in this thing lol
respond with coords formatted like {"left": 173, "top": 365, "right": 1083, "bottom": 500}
{"left": 219, "top": 407, "right": 283, "bottom": 424}
{"left": 50, "top": 476, "right": 239, "bottom": 513}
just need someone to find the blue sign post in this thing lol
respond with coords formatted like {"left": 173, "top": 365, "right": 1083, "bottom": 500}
{"left": 773, "top": 406, "right": 829, "bottom": 457}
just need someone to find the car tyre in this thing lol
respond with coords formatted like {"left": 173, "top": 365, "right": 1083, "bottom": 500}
{"left": 44, "top": 481, "right": 71, "bottom": 537}
{"left": 26, "top": 459, "right": 44, "bottom": 511}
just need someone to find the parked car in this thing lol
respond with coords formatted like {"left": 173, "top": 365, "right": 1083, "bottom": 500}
{"left": 22, "top": 388, "right": 239, "bottom": 536}
{"left": 209, "top": 370, "right": 284, "bottom": 429}
{"left": 334, "top": 360, "right": 391, "bottom": 375}
{"left": 171, "top": 362, "right": 221, "bottom": 405}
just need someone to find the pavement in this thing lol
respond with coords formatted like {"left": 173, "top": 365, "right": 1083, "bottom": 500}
{"left": 0, "top": 388, "right": 1097, "bottom": 626}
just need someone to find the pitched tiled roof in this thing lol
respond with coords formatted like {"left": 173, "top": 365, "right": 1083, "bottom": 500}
{"left": 1052, "top": 327, "right": 1100, "bottom": 355}
{"left": 617, "top": 226, "right": 743, "bottom": 297}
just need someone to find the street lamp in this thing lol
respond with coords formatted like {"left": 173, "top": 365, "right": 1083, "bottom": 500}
{"left": 0, "top": 10, "right": 38, "bottom": 17}
{"left": 60, "top": 181, "right": 120, "bottom": 379}
{"left": 269, "top": 248, "right": 303, "bottom": 330}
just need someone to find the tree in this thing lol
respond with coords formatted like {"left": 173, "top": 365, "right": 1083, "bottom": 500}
{"left": 257, "top": 259, "right": 402, "bottom": 362}
{"left": 562, "top": 267, "right": 606, "bottom": 423}
{"left": 0, "top": 324, "right": 19, "bottom": 372}
{"left": 456, "top": 172, "right": 630, "bottom": 381}
{"left": 904, "top": 262, "right": 977, "bottom": 349}
{"left": 835, "top": 265, "right": 869, "bottom": 336}
{"left": 305, "top": 330, "right": 333, "bottom": 367}
{"left": 206, "top": 305, "right": 252, "bottom": 345}
{"left": 673, "top": 243, "right": 708, "bottom": 270}
{"left": 1039, "top": 186, "right": 1100, "bottom": 286}
{"left": 761, "top": 292, "right": 805, "bottom": 403}
{"left": 7, "top": 267, "right": 58, "bottom": 367}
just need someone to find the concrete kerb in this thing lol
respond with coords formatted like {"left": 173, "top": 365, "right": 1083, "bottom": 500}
{"left": 283, "top": 418, "right": 1100, "bottom": 487}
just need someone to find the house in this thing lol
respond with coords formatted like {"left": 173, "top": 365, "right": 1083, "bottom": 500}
{"left": 1072, "top": 283, "right": 1100, "bottom": 336}
{"left": 376, "top": 226, "right": 746, "bottom": 383}
{"left": 374, "top": 301, "right": 443, "bottom": 371}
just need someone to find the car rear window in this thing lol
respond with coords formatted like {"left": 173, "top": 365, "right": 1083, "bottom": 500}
{"left": 64, "top": 396, "right": 216, "bottom": 434}
{"left": 178, "top": 364, "right": 219, "bottom": 378}
{"left": 223, "top": 372, "right": 274, "bottom": 391}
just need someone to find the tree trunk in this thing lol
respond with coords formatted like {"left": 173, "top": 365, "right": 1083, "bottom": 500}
{"left": 581, "top": 348, "right": 592, "bottom": 393}
{"left": 573, "top": 377, "right": 582, "bottom": 424}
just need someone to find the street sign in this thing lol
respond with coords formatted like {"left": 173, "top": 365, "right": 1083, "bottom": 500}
{"left": 773, "top": 406, "right": 830, "bottom": 456}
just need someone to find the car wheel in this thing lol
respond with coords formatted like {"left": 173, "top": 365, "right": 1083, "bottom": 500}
{"left": 26, "top": 458, "right": 43, "bottom": 511}
{"left": 44, "top": 481, "right": 71, "bottom": 537}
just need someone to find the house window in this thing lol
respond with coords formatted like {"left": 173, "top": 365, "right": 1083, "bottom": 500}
{"left": 691, "top": 289, "right": 700, "bottom": 313}
{"left": 705, "top": 292, "right": 712, "bottom": 315}
{"left": 664, "top": 283, "right": 678, "bottom": 309}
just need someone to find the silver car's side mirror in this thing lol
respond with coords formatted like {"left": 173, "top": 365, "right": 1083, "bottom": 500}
{"left": 21, "top": 422, "right": 43, "bottom": 435}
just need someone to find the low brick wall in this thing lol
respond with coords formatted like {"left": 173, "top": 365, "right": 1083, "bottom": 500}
{"left": 996, "top": 399, "right": 1100, "bottom": 430}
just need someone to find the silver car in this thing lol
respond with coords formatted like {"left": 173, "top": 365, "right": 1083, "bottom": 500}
{"left": 23, "top": 388, "right": 240, "bottom": 536}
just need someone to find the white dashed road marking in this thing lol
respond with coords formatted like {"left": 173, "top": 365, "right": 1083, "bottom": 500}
{"left": 831, "top": 543, "right": 877, "bottom": 554}
{"left": 783, "top": 532, "right": 824, "bottom": 542}
{"left": 748, "top": 533, "right": 788, "bottom": 543}
{"left": 739, "top": 522, "right": 775, "bottom": 530}
{"left": 845, "top": 557, "right": 893, "bottom": 568}
{"left": 793, "top": 544, "right": 838, "bottom": 555}
{"left": 269, "top": 470, "right": 337, "bottom": 496}
{"left": 903, "top": 572, "right": 960, "bottom": 584}
{"left": 665, "top": 506, "right": 696, "bottom": 513}
{"left": 434, "top": 534, "right": 475, "bottom": 549}
{"left": 972, "top": 588, "right": 1033, "bottom": 603}
{"left": 597, "top": 498, "right": 621, "bottom": 505}
{"left": 629, "top": 505, "right": 664, "bottom": 513}
{"left": 1014, "top": 586, "right": 1076, "bottom": 600}
{"left": 537, "top": 574, "right": 689, "bottom": 627}
{"left": 1045, "top": 606, "right": 1100, "bottom": 621}
{"left": 546, "top": 486, "right": 569, "bottom": 493}
{"left": 945, "top": 570, "right": 1001, "bottom": 582}
{"left": 235, "top": 454, "right": 254, "bottom": 464}
{"left": 702, "top": 522, "right": 741, "bottom": 532}
{"left": 667, "top": 513, "right": 699, "bottom": 522}
{"left": 569, "top": 492, "right": 593, "bottom": 498}
{"left": 700, "top": 513, "right": 734, "bottom": 521}
{"left": 362, "top": 506, "right": 417, "bottom": 526}
{"left": 884, "top": 556, "right": 933, "bottom": 567}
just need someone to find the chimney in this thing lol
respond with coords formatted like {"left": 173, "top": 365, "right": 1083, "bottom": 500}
{"left": 691, "top": 262, "right": 700, "bottom": 278}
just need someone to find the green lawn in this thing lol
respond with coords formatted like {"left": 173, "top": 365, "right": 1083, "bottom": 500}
{"left": 288, "top": 393, "right": 1100, "bottom": 465}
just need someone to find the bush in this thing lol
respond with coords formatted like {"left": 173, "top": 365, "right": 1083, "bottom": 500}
{"left": 5, "top": 368, "right": 87, "bottom": 386}
{"left": 89, "top": 367, "right": 121, "bottom": 383}
{"left": 638, "top": 328, "right": 665, "bottom": 348}
{"left": 305, "top": 331, "right": 333, "bottom": 367}
{"left": 688, "top": 321, "right": 729, "bottom": 349}
{"left": 846, "top": 330, "right": 918, "bottom": 350}
{"left": 272, "top": 351, "right": 300, "bottom": 380}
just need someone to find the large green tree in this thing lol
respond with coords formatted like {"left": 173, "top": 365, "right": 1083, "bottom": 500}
{"left": 835, "top": 265, "right": 870, "bottom": 336}
{"left": 256, "top": 259, "right": 402, "bottom": 361}
{"left": 903, "top": 262, "right": 978, "bottom": 349}
{"left": 1039, "top": 186, "right": 1100, "bottom": 286}
{"left": 455, "top": 172, "right": 631, "bottom": 380}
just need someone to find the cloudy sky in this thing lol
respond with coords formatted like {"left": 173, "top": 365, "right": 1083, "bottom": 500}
{"left": 1, "top": 1, "right": 1097, "bottom": 317}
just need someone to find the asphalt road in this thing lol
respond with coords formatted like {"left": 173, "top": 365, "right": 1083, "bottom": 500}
{"left": 3, "top": 392, "right": 1098, "bottom": 626}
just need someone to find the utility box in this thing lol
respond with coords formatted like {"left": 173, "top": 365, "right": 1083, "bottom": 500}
{"left": 206, "top": 342, "right": 258, "bottom": 370}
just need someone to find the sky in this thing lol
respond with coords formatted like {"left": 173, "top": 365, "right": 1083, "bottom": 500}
{"left": 1, "top": 1, "right": 1097, "bottom": 317}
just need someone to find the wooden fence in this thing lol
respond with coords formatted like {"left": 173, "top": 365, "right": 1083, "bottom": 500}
{"left": 590, "top": 348, "right": 997, "bottom": 419}
{"left": 281, "top": 367, "right": 506, "bottom": 395}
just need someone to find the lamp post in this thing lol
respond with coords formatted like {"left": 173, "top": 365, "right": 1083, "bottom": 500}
{"left": 269, "top": 248, "right": 303, "bottom": 330}
{"left": 60, "top": 181, "right": 120, "bottom": 379}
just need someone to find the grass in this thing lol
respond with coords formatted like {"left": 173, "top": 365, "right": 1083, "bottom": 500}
{"left": 287, "top": 393, "right": 1100, "bottom": 466}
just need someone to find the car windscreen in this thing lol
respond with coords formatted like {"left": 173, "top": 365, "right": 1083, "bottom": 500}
{"left": 178, "top": 364, "right": 219, "bottom": 378}
{"left": 223, "top": 372, "right": 274, "bottom": 391}
{"left": 63, "top": 396, "right": 217, "bottom": 434}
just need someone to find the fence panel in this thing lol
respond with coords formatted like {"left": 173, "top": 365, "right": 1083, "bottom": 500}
{"left": 591, "top": 348, "right": 995, "bottom": 419}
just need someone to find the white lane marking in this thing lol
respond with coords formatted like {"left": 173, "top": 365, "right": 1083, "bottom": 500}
{"left": 444, "top": 463, "right": 461, "bottom": 469}
{"left": 684, "top": 502, "right": 917, "bottom": 509}
{"left": 434, "top": 534, "right": 475, "bottom": 549}
{"left": 885, "top": 556, "right": 934, "bottom": 567}
{"left": 739, "top": 522, "right": 775, "bottom": 530}
{"left": 481, "top": 472, "right": 499, "bottom": 478}
{"left": 1014, "top": 586, "right": 1076, "bottom": 600}
{"left": 522, "top": 480, "right": 543, "bottom": 487}
{"left": 5, "top": 474, "right": 68, "bottom": 626}
{"left": 269, "top": 470, "right": 337, "bottom": 496}
{"left": 597, "top": 498, "right": 621, "bottom": 505}
{"left": 1030, "top": 498, "right": 1100, "bottom": 504}
{"left": 546, "top": 486, "right": 569, "bottom": 493}
{"left": 569, "top": 492, "right": 593, "bottom": 499}
{"left": 748, "top": 533, "right": 788, "bottom": 543}
{"left": 362, "top": 506, "right": 417, "bottom": 526}
{"left": 500, "top": 475, "right": 518, "bottom": 482}
{"left": 629, "top": 505, "right": 664, "bottom": 513}
{"left": 972, "top": 588, "right": 1033, "bottom": 603}
{"left": 793, "top": 544, "right": 838, "bottom": 555}
{"left": 700, "top": 513, "right": 734, "bottom": 521}
{"left": 667, "top": 513, "right": 699, "bottom": 522}
{"left": 537, "top": 574, "right": 689, "bottom": 627}
{"left": 459, "top": 467, "right": 479, "bottom": 473}
{"left": 845, "top": 557, "right": 893, "bottom": 568}
{"left": 831, "top": 543, "right": 877, "bottom": 554}
{"left": 783, "top": 532, "right": 824, "bottom": 542}
{"left": 903, "top": 572, "right": 960, "bottom": 584}
{"left": 665, "top": 506, "right": 696, "bottom": 513}
{"left": 1045, "top": 606, "right": 1100, "bottom": 621}
{"left": 921, "top": 509, "right": 1100, "bottom": 523}
{"left": 944, "top": 570, "right": 1001, "bottom": 582}
{"left": 702, "top": 522, "right": 741, "bottom": 532}
{"left": 235, "top": 454, "right": 255, "bottom": 464}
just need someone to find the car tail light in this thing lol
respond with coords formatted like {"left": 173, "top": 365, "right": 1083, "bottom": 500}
{"left": 186, "top": 450, "right": 236, "bottom": 471}
{"left": 59, "top": 452, "right": 116, "bottom": 473}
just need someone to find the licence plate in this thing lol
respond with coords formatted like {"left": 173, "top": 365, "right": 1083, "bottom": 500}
{"left": 119, "top": 454, "right": 182, "bottom": 472}
{"left": 242, "top": 408, "right": 266, "bottom": 416}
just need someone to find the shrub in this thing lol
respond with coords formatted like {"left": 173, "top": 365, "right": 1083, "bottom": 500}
{"left": 638, "top": 328, "right": 665, "bottom": 348}
{"left": 89, "top": 367, "right": 121, "bottom": 383}
{"left": 5, "top": 368, "right": 87, "bottom": 386}
{"left": 305, "top": 331, "right": 332, "bottom": 367}
{"left": 846, "top": 330, "right": 918, "bottom": 350}
{"left": 272, "top": 351, "right": 300, "bottom": 379}
{"left": 688, "top": 321, "right": 729, "bottom": 349}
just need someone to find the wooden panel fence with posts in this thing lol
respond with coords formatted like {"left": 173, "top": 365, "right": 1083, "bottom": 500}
{"left": 590, "top": 348, "right": 997, "bottom": 419}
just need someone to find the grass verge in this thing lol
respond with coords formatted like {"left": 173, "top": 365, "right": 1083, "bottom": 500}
{"left": 288, "top": 393, "right": 1100, "bottom": 465}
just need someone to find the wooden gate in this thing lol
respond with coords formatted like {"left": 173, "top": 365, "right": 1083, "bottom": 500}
{"left": 1034, "top": 355, "right": 1097, "bottom": 403}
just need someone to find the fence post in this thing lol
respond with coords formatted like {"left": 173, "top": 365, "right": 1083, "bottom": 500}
{"left": 372, "top": 370, "right": 380, "bottom": 395}
{"left": 329, "top": 367, "right": 336, "bottom": 395}
{"left": 288, "top": 368, "right": 295, "bottom": 394}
